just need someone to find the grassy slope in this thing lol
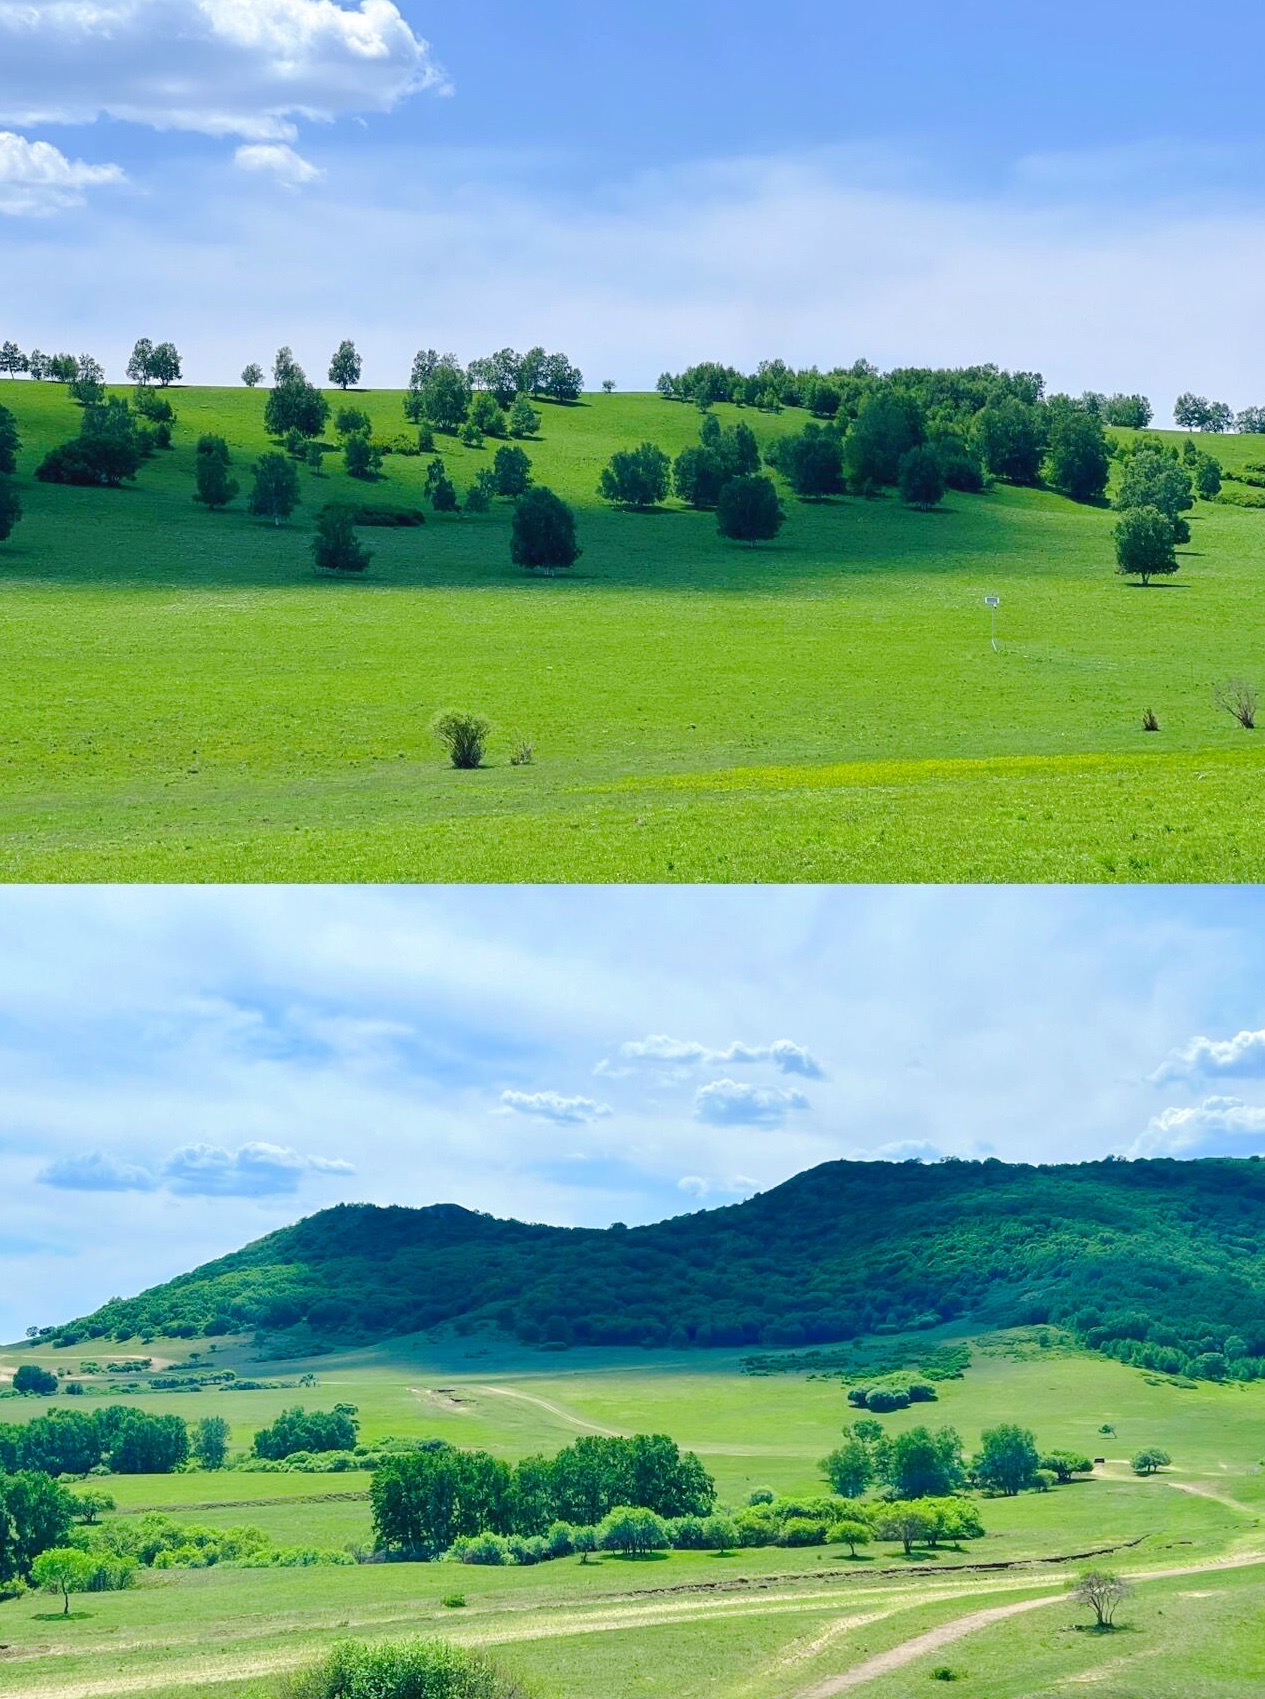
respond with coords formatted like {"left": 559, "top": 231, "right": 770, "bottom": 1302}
{"left": 1, "top": 382, "right": 1264, "bottom": 878}
{"left": 3, "top": 1332, "right": 1265, "bottom": 1699}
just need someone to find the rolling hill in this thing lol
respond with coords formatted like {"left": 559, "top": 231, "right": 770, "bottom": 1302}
{"left": 39, "top": 1156, "right": 1265, "bottom": 1378}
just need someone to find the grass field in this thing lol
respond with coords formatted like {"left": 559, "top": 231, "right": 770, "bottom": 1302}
{"left": 2, "top": 381, "right": 1265, "bottom": 879}
{"left": 2, "top": 1329, "right": 1263, "bottom": 1698}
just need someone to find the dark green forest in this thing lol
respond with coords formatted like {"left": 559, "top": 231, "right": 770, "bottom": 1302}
{"left": 30, "top": 1158, "right": 1265, "bottom": 1382}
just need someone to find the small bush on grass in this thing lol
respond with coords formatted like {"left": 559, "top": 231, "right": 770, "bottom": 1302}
{"left": 1215, "top": 680, "right": 1257, "bottom": 729}
{"left": 282, "top": 1637, "right": 528, "bottom": 1699}
{"left": 433, "top": 712, "right": 490, "bottom": 770}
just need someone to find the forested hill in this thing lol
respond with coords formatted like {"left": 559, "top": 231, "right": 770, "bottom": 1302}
{"left": 39, "top": 1157, "right": 1265, "bottom": 1380}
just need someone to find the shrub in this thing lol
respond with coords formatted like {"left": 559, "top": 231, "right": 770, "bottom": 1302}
{"left": 13, "top": 1365, "right": 58, "bottom": 1395}
{"left": 777, "top": 1517, "right": 828, "bottom": 1547}
{"left": 450, "top": 1533, "right": 509, "bottom": 1565}
{"left": 281, "top": 1637, "right": 528, "bottom": 1699}
{"left": 433, "top": 711, "right": 490, "bottom": 770}
{"left": 1214, "top": 680, "right": 1257, "bottom": 730}
{"left": 36, "top": 437, "right": 140, "bottom": 487}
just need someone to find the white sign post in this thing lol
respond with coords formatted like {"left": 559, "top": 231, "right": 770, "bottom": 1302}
{"left": 984, "top": 595, "right": 1000, "bottom": 652}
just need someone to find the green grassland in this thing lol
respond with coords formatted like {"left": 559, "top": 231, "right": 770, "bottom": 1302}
{"left": 3, "top": 1330, "right": 1264, "bottom": 1699}
{"left": 1, "top": 381, "right": 1264, "bottom": 878}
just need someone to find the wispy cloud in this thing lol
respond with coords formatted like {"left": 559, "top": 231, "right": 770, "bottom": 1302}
{"left": 499, "top": 1090, "right": 613, "bottom": 1124}
{"left": 610, "top": 1035, "right": 824, "bottom": 1077}
{"left": 233, "top": 143, "right": 322, "bottom": 188}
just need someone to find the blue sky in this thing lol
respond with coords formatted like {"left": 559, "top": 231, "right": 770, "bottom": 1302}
{"left": 2, "top": 2, "right": 1265, "bottom": 408}
{"left": 6, "top": 885, "right": 1265, "bottom": 1340}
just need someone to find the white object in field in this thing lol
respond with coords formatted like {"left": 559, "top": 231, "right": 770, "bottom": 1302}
{"left": 984, "top": 595, "right": 1000, "bottom": 650}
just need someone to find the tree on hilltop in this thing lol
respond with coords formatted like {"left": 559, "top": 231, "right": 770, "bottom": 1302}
{"left": 328, "top": 340, "right": 362, "bottom": 390}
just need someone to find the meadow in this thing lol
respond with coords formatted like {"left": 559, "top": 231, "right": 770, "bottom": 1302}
{"left": 2, "top": 1328, "right": 1263, "bottom": 1699}
{"left": 2, "top": 381, "right": 1265, "bottom": 880}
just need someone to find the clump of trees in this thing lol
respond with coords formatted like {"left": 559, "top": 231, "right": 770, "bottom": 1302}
{"left": 822, "top": 1418, "right": 1079, "bottom": 1502}
{"left": 1112, "top": 439, "right": 1194, "bottom": 583}
{"left": 253, "top": 1406, "right": 359, "bottom": 1461}
{"left": 371, "top": 1433, "right": 714, "bottom": 1559}
{"left": 599, "top": 442, "right": 671, "bottom": 508}
{"left": 404, "top": 347, "right": 582, "bottom": 439}
{"left": 1174, "top": 394, "right": 1233, "bottom": 433}
{"left": 125, "top": 338, "right": 182, "bottom": 388}
{"left": 284, "top": 1636, "right": 526, "bottom": 1699}
{"left": 0, "top": 1405, "right": 190, "bottom": 1476}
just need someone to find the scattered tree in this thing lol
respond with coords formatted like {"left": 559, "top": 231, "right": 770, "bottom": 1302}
{"left": 830, "top": 1519, "right": 871, "bottom": 1557}
{"left": 1038, "top": 1451, "right": 1094, "bottom": 1484}
{"left": 0, "top": 340, "right": 27, "bottom": 378}
{"left": 248, "top": 453, "right": 302, "bottom": 526}
{"left": 1114, "top": 505, "right": 1178, "bottom": 585}
{"left": 1045, "top": 408, "right": 1110, "bottom": 501}
{"left": 716, "top": 474, "right": 784, "bottom": 544}
{"left": 508, "top": 396, "right": 540, "bottom": 438}
{"left": 253, "top": 1405, "right": 358, "bottom": 1459}
{"left": 193, "top": 1415, "right": 231, "bottom": 1471}
{"left": 343, "top": 433, "right": 382, "bottom": 480}
{"left": 70, "top": 1489, "right": 115, "bottom": 1524}
{"left": 602, "top": 379, "right": 616, "bottom": 395}
{"left": 492, "top": 444, "right": 532, "bottom": 497}
{"left": 1194, "top": 453, "right": 1222, "bottom": 500}
{"left": 312, "top": 504, "right": 372, "bottom": 573}
{"left": 1070, "top": 1568, "right": 1131, "bottom": 1628}
{"left": 599, "top": 441, "right": 671, "bottom": 508}
{"left": 973, "top": 397, "right": 1045, "bottom": 484}
{"left": 31, "top": 1547, "right": 99, "bottom": 1615}
{"left": 673, "top": 445, "right": 727, "bottom": 509}
{"left": 973, "top": 1424, "right": 1040, "bottom": 1496}
{"left": 14, "top": 1364, "right": 58, "bottom": 1395}
{"left": 510, "top": 487, "right": 581, "bottom": 574}
{"left": 241, "top": 363, "right": 264, "bottom": 388}
{"left": 193, "top": 440, "right": 238, "bottom": 510}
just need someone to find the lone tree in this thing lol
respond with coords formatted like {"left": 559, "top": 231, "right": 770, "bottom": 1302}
{"left": 510, "top": 486, "right": 580, "bottom": 575}
{"left": 830, "top": 1518, "right": 871, "bottom": 1557}
{"left": 329, "top": 340, "right": 362, "bottom": 390}
{"left": 1070, "top": 1568, "right": 1131, "bottom": 1629}
{"left": 241, "top": 363, "right": 264, "bottom": 388}
{"left": 598, "top": 441, "right": 671, "bottom": 508}
{"left": 716, "top": 474, "right": 784, "bottom": 545}
{"left": 194, "top": 1415, "right": 231, "bottom": 1471}
{"left": 312, "top": 504, "right": 372, "bottom": 574}
{"left": 32, "top": 1547, "right": 99, "bottom": 1615}
{"left": 433, "top": 710, "right": 490, "bottom": 770}
{"left": 0, "top": 475, "right": 21, "bottom": 543}
{"left": 1114, "top": 505, "right": 1177, "bottom": 585}
{"left": 248, "top": 452, "right": 301, "bottom": 525}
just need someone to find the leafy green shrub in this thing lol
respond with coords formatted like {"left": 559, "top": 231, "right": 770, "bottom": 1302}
{"left": 432, "top": 711, "right": 490, "bottom": 771}
{"left": 777, "top": 1517, "right": 828, "bottom": 1547}
{"left": 282, "top": 1637, "right": 528, "bottom": 1699}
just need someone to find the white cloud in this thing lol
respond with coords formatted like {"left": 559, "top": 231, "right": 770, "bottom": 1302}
{"left": 676, "top": 1172, "right": 757, "bottom": 1199}
{"left": 499, "top": 1090, "right": 613, "bottom": 1125}
{"left": 1132, "top": 1096, "right": 1265, "bottom": 1158}
{"left": 0, "top": 0, "right": 444, "bottom": 141}
{"left": 693, "top": 1079, "right": 811, "bottom": 1128}
{"left": 615, "top": 1035, "right": 824, "bottom": 1077}
{"left": 1151, "top": 1027, "right": 1265, "bottom": 1085}
{"left": 39, "top": 1140, "right": 354, "bottom": 1197}
{"left": 0, "top": 130, "right": 124, "bottom": 215}
{"left": 848, "top": 1139, "right": 942, "bottom": 1163}
{"left": 234, "top": 143, "right": 322, "bottom": 187}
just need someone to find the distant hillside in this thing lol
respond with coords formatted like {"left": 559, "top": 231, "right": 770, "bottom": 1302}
{"left": 42, "top": 1157, "right": 1265, "bottom": 1381}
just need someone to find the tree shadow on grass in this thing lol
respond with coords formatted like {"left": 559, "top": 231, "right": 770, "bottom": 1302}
{"left": 31, "top": 1611, "right": 94, "bottom": 1622}
{"left": 604, "top": 1550, "right": 670, "bottom": 1562}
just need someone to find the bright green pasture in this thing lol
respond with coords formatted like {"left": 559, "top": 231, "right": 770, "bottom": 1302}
{"left": 1, "top": 382, "right": 1263, "bottom": 879}
{"left": 3, "top": 1333, "right": 1265, "bottom": 1699}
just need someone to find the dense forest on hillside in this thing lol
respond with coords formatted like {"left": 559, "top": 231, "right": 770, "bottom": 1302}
{"left": 30, "top": 1158, "right": 1265, "bottom": 1383}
